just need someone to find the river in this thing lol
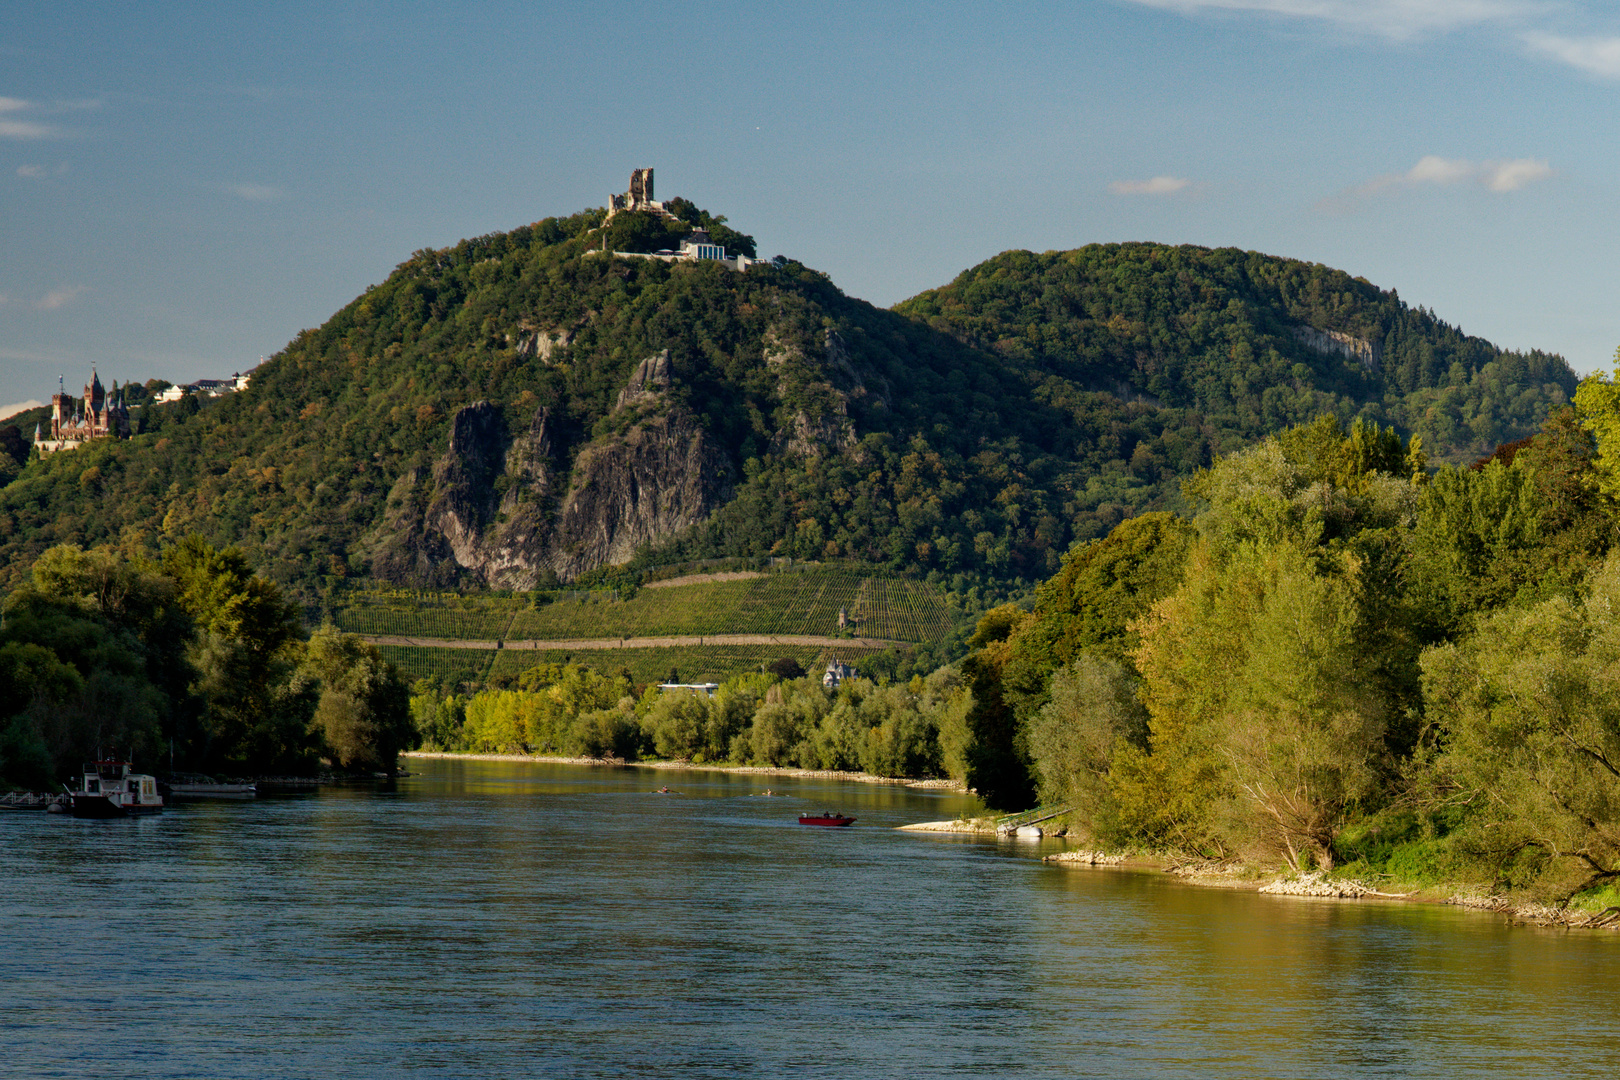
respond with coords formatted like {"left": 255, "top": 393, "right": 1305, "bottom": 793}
{"left": 4, "top": 757, "right": 1620, "bottom": 1078}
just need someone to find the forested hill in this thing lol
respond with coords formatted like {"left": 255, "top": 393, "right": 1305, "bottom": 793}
{"left": 0, "top": 220, "right": 1577, "bottom": 599}
{"left": 896, "top": 243, "right": 1575, "bottom": 467}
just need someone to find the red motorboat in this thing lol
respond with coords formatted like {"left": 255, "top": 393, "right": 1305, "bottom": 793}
{"left": 799, "top": 812, "right": 856, "bottom": 827}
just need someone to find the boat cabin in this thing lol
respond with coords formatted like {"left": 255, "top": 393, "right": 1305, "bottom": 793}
{"left": 70, "top": 759, "right": 164, "bottom": 817}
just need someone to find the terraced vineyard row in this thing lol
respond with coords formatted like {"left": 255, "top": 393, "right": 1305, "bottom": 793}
{"left": 483, "top": 642, "right": 892, "bottom": 687}
{"left": 336, "top": 599, "right": 522, "bottom": 640}
{"left": 850, "top": 577, "right": 955, "bottom": 641}
{"left": 375, "top": 644, "right": 493, "bottom": 684}
{"left": 337, "top": 569, "right": 953, "bottom": 649}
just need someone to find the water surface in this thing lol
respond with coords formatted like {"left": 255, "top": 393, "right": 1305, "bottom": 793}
{"left": 5, "top": 758, "right": 1619, "bottom": 1078}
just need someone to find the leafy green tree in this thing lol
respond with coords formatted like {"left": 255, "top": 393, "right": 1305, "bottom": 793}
{"left": 301, "top": 625, "right": 413, "bottom": 772}
{"left": 163, "top": 535, "right": 311, "bottom": 771}
{"left": 1574, "top": 347, "right": 1620, "bottom": 502}
{"left": 1422, "top": 552, "right": 1620, "bottom": 901}
{"left": 1024, "top": 654, "right": 1146, "bottom": 838}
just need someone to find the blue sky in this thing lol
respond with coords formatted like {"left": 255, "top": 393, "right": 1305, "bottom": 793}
{"left": 4, "top": 0, "right": 1619, "bottom": 416}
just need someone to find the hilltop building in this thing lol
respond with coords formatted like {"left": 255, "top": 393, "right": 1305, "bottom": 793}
{"left": 154, "top": 365, "right": 257, "bottom": 404}
{"left": 602, "top": 168, "right": 770, "bottom": 273}
{"left": 605, "top": 167, "right": 675, "bottom": 222}
{"left": 34, "top": 369, "right": 129, "bottom": 454}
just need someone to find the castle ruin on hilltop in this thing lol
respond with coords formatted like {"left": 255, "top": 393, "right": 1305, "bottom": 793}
{"left": 601, "top": 168, "right": 770, "bottom": 273}
{"left": 34, "top": 369, "right": 129, "bottom": 454}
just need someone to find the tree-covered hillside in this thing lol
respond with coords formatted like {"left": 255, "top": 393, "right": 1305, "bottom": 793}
{"left": 0, "top": 221, "right": 1578, "bottom": 601}
{"left": 897, "top": 244, "right": 1574, "bottom": 467}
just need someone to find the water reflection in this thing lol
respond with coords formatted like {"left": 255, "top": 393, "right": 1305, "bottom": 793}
{"left": 4, "top": 757, "right": 1619, "bottom": 1078}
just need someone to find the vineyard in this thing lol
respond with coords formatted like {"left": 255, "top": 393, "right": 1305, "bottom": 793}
{"left": 334, "top": 593, "right": 525, "bottom": 639}
{"left": 335, "top": 568, "right": 954, "bottom": 646}
{"left": 483, "top": 642, "right": 893, "bottom": 687}
{"left": 375, "top": 644, "right": 493, "bottom": 685}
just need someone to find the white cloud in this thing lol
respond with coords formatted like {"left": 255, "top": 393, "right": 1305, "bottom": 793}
{"left": 16, "top": 162, "right": 67, "bottom": 179}
{"left": 0, "top": 400, "right": 46, "bottom": 422}
{"left": 1480, "top": 157, "right": 1553, "bottom": 190}
{"left": 1124, "top": 0, "right": 1539, "bottom": 40}
{"left": 36, "top": 286, "right": 86, "bottom": 311}
{"left": 0, "top": 95, "right": 97, "bottom": 139}
{"left": 1524, "top": 32, "right": 1620, "bottom": 77}
{"left": 1109, "top": 175, "right": 1193, "bottom": 195}
{"left": 1322, "top": 154, "right": 1552, "bottom": 209}
{"left": 0, "top": 96, "right": 57, "bottom": 139}
{"left": 0, "top": 118, "right": 54, "bottom": 139}
{"left": 228, "top": 182, "right": 283, "bottom": 201}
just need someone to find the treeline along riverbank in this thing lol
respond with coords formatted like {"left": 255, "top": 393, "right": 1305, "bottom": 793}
{"left": 961, "top": 381, "right": 1620, "bottom": 915}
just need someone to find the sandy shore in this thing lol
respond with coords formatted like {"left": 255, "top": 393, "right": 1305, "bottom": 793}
{"left": 400, "top": 751, "right": 966, "bottom": 790}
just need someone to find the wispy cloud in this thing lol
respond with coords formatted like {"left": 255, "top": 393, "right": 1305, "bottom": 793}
{"left": 0, "top": 96, "right": 52, "bottom": 138}
{"left": 0, "top": 95, "right": 101, "bottom": 139}
{"left": 228, "top": 182, "right": 284, "bottom": 201}
{"left": 1109, "top": 175, "right": 1194, "bottom": 195}
{"left": 1321, "top": 154, "right": 1552, "bottom": 210}
{"left": 1524, "top": 32, "right": 1620, "bottom": 77}
{"left": 16, "top": 162, "right": 68, "bottom": 179}
{"left": 1124, "top": 1, "right": 1539, "bottom": 40}
{"left": 1127, "top": 2, "right": 1620, "bottom": 80}
{"left": 36, "top": 286, "right": 86, "bottom": 311}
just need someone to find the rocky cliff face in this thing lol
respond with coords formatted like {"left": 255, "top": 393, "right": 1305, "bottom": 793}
{"left": 370, "top": 351, "right": 731, "bottom": 587}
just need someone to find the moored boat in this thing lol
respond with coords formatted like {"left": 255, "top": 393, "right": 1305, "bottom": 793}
{"left": 164, "top": 774, "right": 257, "bottom": 800}
{"left": 798, "top": 812, "right": 856, "bottom": 827}
{"left": 68, "top": 760, "right": 164, "bottom": 818}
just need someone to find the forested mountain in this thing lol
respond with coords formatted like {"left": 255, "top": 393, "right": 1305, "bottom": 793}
{"left": 0, "top": 214, "right": 1578, "bottom": 600}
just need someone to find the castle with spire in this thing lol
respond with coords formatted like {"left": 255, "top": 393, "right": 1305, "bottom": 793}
{"left": 34, "top": 368, "right": 130, "bottom": 454}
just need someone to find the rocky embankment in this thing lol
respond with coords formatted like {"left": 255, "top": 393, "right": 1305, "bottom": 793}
{"left": 1043, "top": 850, "right": 1127, "bottom": 866}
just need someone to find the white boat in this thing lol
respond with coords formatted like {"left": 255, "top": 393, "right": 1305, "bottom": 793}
{"left": 68, "top": 760, "right": 164, "bottom": 818}
{"left": 165, "top": 775, "right": 257, "bottom": 800}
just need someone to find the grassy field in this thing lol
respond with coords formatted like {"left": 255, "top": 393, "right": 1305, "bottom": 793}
{"left": 336, "top": 568, "right": 954, "bottom": 645}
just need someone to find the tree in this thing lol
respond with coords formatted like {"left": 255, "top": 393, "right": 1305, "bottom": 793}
{"left": 1024, "top": 655, "right": 1146, "bottom": 838}
{"left": 301, "top": 625, "right": 412, "bottom": 773}
{"left": 1422, "top": 551, "right": 1620, "bottom": 901}
{"left": 163, "top": 535, "right": 311, "bottom": 771}
{"left": 1574, "top": 347, "right": 1620, "bottom": 502}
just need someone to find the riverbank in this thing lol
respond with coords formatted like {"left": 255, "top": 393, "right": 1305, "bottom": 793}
{"left": 1073, "top": 848, "right": 1620, "bottom": 930}
{"left": 893, "top": 816, "right": 1620, "bottom": 929}
{"left": 400, "top": 750, "right": 967, "bottom": 790}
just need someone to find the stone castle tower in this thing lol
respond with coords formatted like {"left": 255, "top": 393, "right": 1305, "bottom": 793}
{"left": 37, "top": 368, "right": 129, "bottom": 454}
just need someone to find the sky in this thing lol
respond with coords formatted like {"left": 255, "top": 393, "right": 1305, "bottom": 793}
{"left": 4, "top": 0, "right": 1620, "bottom": 415}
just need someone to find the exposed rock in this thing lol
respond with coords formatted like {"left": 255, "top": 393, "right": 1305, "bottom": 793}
{"left": 394, "top": 380, "right": 730, "bottom": 588}
{"left": 1259, "top": 872, "right": 1372, "bottom": 898}
{"left": 515, "top": 327, "right": 573, "bottom": 361}
{"left": 1294, "top": 325, "right": 1380, "bottom": 371}
{"left": 425, "top": 402, "right": 507, "bottom": 568}
{"left": 547, "top": 409, "right": 730, "bottom": 580}
{"left": 616, "top": 349, "right": 673, "bottom": 410}
{"left": 1044, "top": 850, "right": 1127, "bottom": 865}
{"left": 773, "top": 409, "right": 857, "bottom": 459}
{"left": 364, "top": 466, "right": 462, "bottom": 588}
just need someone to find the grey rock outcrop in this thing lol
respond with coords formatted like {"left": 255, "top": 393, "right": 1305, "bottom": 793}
{"left": 616, "top": 349, "right": 673, "bottom": 410}
{"left": 375, "top": 353, "right": 731, "bottom": 588}
{"left": 1293, "top": 325, "right": 1380, "bottom": 371}
{"left": 514, "top": 327, "right": 573, "bottom": 361}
